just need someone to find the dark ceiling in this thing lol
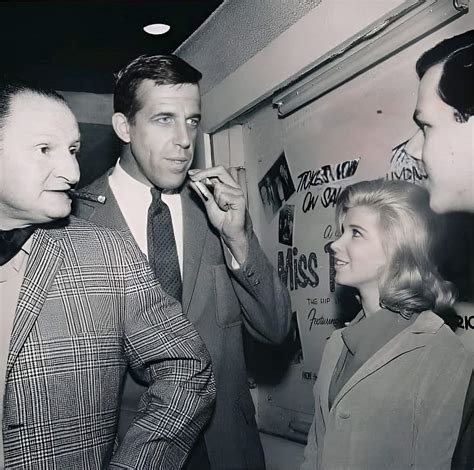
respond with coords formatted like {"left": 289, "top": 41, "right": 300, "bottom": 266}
{"left": 1, "top": 0, "right": 222, "bottom": 93}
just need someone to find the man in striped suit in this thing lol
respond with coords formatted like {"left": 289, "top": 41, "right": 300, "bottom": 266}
{"left": 0, "top": 76, "right": 215, "bottom": 469}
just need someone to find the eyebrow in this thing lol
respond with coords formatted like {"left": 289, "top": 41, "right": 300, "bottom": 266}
{"left": 150, "top": 111, "right": 201, "bottom": 120}
{"left": 347, "top": 223, "right": 367, "bottom": 233}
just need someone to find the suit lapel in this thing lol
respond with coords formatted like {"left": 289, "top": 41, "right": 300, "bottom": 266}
{"left": 79, "top": 173, "right": 128, "bottom": 231}
{"left": 7, "top": 229, "right": 64, "bottom": 376}
{"left": 332, "top": 311, "right": 443, "bottom": 409}
{"left": 181, "top": 185, "right": 208, "bottom": 316}
{"left": 319, "top": 332, "right": 344, "bottom": 423}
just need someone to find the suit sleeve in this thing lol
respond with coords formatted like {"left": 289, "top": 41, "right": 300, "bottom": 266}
{"left": 223, "top": 214, "right": 292, "bottom": 344}
{"left": 414, "top": 337, "right": 471, "bottom": 470}
{"left": 110, "top": 234, "right": 216, "bottom": 469}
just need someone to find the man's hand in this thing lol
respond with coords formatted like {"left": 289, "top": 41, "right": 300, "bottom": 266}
{"left": 188, "top": 166, "right": 249, "bottom": 265}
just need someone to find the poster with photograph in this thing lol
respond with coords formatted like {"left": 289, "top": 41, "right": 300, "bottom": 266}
{"left": 258, "top": 152, "right": 296, "bottom": 221}
{"left": 279, "top": 204, "right": 295, "bottom": 246}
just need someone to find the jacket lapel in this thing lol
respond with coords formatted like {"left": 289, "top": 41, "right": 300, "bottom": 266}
{"left": 78, "top": 172, "right": 128, "bottom": 231}
{"left": 318, "top": 311, "right": 365, "bottom": 419}
{"left": 181, "top": 184, "right": 208, "bottom": 316}
{"left": 319, "top": 332, "right": 344, "bottom": 424}
{"left": 7, "top": 229, "right": 64, "bottom": 376}
{"left": 332, "top": 311, "right": 444, "bottom": 409}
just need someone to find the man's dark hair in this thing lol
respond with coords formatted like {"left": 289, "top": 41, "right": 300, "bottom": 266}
{"left": 113, "top": 54, "right": 202, "bottom": 122}
{"left": 0, "top": 75, "right": 66, "bottom": 130}
{"left": 416, "top": 30, "right": 474, "bottom": 120}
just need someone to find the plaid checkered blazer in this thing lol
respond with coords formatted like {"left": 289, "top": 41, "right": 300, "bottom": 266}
{"left": 3, "top": 217, "right": 215, "bottom": 469}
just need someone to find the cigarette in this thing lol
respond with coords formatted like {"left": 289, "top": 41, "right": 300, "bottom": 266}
{"left": 68, "top": 190, "right": 106, "bottom": 204}
{"left": 194, "top": 181, "right": 208, "bottom": 201}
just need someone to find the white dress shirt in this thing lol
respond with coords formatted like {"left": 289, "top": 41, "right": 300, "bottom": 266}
{"left": 109, "top": 161, "right": 184, "bottom": 278}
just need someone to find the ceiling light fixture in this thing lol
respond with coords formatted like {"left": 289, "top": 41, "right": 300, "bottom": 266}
{"left": 143, "top": 23, "right": 171, "bottom": 35}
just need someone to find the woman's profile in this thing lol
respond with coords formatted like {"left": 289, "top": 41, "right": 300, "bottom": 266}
{"left": 301, "top": 179, "right": 471, "bottom": 470}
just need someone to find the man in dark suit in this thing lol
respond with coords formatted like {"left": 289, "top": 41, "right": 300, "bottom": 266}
{"left": 74, "top": 54, "right": 291, "bottom": 470}
{"left": 404, "top": 30, "right": 474, "bottom": 469}
{"left": 0, "top": 76, "right": 215, "bottom": 469}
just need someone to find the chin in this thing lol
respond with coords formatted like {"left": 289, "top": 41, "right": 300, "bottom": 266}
{"left": 156, "top": 176, "right": 187, "bottom": 191}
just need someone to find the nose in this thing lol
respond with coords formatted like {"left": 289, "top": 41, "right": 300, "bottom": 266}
{"left": 173, "top": 121, "right": 191, "bottom": 149}
{"left": 405, "top": 130, "right": 423, "bottom": 160}
{"left": 56, "top": 152, "right": 81, "bottom": 186}
{"left": 330, "top": 238, "right": 341, "bottom": 254}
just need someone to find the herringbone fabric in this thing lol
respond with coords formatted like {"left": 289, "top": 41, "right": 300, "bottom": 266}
{"left": 4, "top": 217, "right": 215, "bottom": 469}
{"left": 147, "top": 188, "right": 182, "bottom": 302}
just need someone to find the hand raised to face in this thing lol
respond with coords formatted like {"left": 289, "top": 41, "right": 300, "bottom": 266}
{"left": 188, "top": 165, "right": 249, "bottom": 264}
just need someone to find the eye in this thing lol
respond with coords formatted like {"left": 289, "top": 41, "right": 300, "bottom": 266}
{"left": 69, "top": 146, "right": 80, "bottom": 156}
{"left": 38, "top": 145, "right": 50, "bottom": 155}
{"left": 155, "top": 116, "right": 173, "bottom": 124}
{"left": 352, "top": 228, "right": 362, "bottom": 238}
{"left": 187, "top": 118, "right": 200, "bottom": 128}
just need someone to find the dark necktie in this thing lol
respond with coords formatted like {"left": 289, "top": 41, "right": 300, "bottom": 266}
{"left": 147, "top": 188, "right": 182, "bottom": 302}
{"left": 0, "top": 226, "right": 36, "bottom": 266}
{"left": 147, "top": 189, "right": 210, "bottom": 469}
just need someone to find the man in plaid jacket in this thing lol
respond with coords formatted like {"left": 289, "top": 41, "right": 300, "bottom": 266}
{"left": 0, "top": 78, "right": 215, "bottom": 468}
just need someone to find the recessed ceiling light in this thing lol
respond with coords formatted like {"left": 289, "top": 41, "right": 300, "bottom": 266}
{"left": 143, "top": 23, "right": 171, "bottom": 35}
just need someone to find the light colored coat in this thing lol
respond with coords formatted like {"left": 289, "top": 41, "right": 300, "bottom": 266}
{"left": 301, "top": 311, "right": 471, "bottom": 470}
{"left": 3, "top": 218, "right": 215, "bottom": 469}
{"left": 74, "top": 174, "right": 292, "bottom": 470}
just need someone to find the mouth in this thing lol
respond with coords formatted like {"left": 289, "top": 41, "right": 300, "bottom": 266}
{"left": 166, "top": 158, "right": 190, "bottom": 172}
{"left": 334, "top": 257, "right": 348, "bottom": 269}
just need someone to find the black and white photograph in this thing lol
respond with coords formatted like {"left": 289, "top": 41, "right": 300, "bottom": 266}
{"left": 258, "top": 151, "right": 296, "bottom": 221}
{"left": 0, "top": 1, "right": 472, "bottom": 469}
{"left": 279, "top": 204, "right": 295, "bottom": 247}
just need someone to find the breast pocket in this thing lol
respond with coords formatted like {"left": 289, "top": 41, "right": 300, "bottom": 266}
{"left": 212, "top": 264, "right": 242, "bottom": 328}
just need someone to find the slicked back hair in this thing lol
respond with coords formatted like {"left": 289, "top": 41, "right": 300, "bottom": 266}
{"left": 416, "top": 30, "right": 474, "bottom": 121}
{"left": 113, "top": 54, "right": 202, "bottom": 123}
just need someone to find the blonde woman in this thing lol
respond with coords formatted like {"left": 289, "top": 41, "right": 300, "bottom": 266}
{"left": 302, "top": 180, "right": 471, "bottom": 469}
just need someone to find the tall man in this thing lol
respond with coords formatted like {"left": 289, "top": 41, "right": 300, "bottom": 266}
{"left": 405, "top": 29, "right": 474, "bottom": 469}
{"left": 0, "top": 77, "right": 215, "bottom": 469}
{"left": 74, "top": 55, "right": 292, "bottom": 469}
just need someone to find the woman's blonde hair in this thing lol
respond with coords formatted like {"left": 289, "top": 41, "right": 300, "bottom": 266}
{"left": 335, "top": 179, "right": 455, "bottom": 317}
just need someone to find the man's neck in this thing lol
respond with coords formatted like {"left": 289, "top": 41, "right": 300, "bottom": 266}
{"left": 118, "top": 147, "right": 153, "bottom": 188}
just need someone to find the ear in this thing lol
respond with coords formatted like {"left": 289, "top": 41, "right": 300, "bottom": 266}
{"left": 112, "top": 112, "right": 131, "bottom": 143}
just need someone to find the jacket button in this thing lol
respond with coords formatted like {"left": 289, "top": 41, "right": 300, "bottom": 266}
{"left": 338, "top": 411, "right": 350, "bottom": 419}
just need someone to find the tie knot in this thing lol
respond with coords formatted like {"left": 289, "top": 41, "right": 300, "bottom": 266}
{"left": 151, "top": 187, "right": 162, "bottom": 202}
{"left": 149, "top": 187, "right": 167, "bottom": 216}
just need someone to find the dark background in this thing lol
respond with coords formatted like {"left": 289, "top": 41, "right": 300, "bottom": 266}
{"left": 1, "top": 0, "right": 222, "bottom": 93}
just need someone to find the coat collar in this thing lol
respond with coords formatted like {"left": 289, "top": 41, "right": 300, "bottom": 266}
{"left": 76, "top": 170, "right": 128, "bottom": 231}
{"left": 7, "top": 227, "right": 65, "bottom": 376}
{"left": 321, "top": 310, "right": 444, "bottom": 416}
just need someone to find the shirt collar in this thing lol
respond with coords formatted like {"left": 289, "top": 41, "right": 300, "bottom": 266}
{"left": 342, "top": 308, "right": 417, "bottom": 355}
{"left": 111, "top": 160, "right": 181, "bottom": 203}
